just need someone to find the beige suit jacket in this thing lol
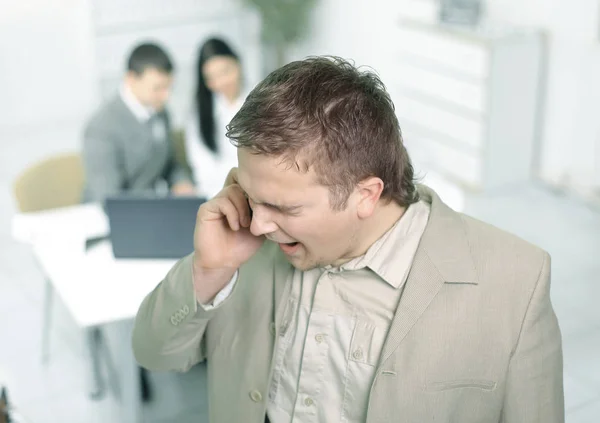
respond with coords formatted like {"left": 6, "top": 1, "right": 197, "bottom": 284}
{"left": 132, "top": 186, "right": 564, "bottom": 423}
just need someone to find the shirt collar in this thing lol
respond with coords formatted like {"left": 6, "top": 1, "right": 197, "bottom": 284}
{"left": 324, "top": 199, "right": 431, "bottom": 289}
{"left": 120, "top": 83, "right": 155, "bottom": 122}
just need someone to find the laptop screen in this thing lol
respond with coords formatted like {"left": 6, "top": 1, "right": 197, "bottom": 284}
{"left": 104, "top": 196, "right": 206, "bottom": 259}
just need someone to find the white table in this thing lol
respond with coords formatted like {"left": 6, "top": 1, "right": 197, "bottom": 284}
{"left": 12, "top": 204, "right": 177, "bottom": 423}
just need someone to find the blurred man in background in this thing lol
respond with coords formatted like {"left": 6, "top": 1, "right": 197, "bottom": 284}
{"left": 82, "top": 42, "right": 194, "bottom": 203}
{"left": 81, "top": 42, "right": 194, "bottom": 402}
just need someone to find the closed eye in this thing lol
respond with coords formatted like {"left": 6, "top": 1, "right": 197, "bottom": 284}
{"left": 264, "top": 203, "right": 302, "bottom": 215}
{"left": 240, "top": 186, "right": 301, "bottom": 215}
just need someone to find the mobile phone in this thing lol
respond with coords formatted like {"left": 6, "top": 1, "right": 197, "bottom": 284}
{"left": 247, "top": 198, "right": 253, "bottom": 219}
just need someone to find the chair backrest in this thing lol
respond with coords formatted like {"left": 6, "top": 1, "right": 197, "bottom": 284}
{"left": 171, "top": 129, "right": 193, "bottom": 178}
{"left": 13, "top": 153, "right": 84, "bottom": 213}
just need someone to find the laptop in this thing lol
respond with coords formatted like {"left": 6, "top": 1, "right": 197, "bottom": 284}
{"left": 104, "top": 196, "right": 206, "bottom": 259}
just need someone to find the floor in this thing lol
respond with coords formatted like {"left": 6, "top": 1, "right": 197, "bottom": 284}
{"left": 1, "top": 130, "right": 599, "bottom": 422}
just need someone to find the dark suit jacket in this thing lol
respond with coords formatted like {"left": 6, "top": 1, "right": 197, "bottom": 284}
{"left": 82, "top": 95, "right": 189, "bottom": 203}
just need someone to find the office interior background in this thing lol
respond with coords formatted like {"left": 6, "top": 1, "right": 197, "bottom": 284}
{"left": 0, "top": 0, "right": 599, "bottom": 422}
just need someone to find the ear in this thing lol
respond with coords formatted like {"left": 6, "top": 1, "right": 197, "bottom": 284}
{"left": 356, "top": 177, "right": 384, "bottom": 219}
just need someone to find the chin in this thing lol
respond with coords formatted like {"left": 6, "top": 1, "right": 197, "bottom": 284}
{"left": 290, "top": 263, "right": 318, "bottom": 272}
{"left": 286, "top": 257, "right": 310, "bottom": 271}
{"left": 288, "top": 256, "right": 324, "bottom": 272}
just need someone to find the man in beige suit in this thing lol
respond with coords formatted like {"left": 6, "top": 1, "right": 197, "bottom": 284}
{"left": 132, "top": 57, "right": 564, "bottom": 422}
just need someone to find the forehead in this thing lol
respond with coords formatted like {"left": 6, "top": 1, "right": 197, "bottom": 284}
{"left": 138, "top": 68, "right": 172, "bottom": 84}
{"left": 203, "top": 56, "right": 236, "bottom": 75}
{"left": 237, "top": 149, "right": 318, "bottom": 197}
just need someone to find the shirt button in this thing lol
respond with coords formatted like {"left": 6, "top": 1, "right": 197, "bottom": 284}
{"left": 315, "top": 333, "right": 325, "bottom": 343}
{"left": 249, "top": 390, "right": 263, "bottom": 402}
{"left": 352, "top": 349, "right": 364, "bottom": 360}
{"left": 304, "top": 397, "right": 314, "bottom": 406}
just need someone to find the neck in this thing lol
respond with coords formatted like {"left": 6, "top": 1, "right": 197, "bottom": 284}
{"left": 124, "top": 82, "right": 145, "bottom": 107}
{"left": 333, "top": 201, "right": 407, "bottom": 267}
{"left": 224, "top": 86, "right": 241, "bottom": 106}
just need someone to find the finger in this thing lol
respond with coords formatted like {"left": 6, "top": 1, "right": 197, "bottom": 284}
{"left": 200, "top": 197, "right": 241, "bottom": 231}
{"left": 226, "top": 185, "right": 252, "bottom": 228}
{"left": 219, "top": 199, "right": 241, "bottom": 231}
{"left": 223, "top": 167, "right": 239, "bottom": 188}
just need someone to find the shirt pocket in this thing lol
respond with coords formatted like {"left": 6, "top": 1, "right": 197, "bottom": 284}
{"left": 342, "top": 318, "right": 388, "bottom": 422}
{"left": 348, "top": 318, "right": 387, "bottom": 367}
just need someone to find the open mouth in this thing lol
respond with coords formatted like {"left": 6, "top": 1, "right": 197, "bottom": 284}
{"left": 278, "top": 241, "right": 300, "bottom": 254}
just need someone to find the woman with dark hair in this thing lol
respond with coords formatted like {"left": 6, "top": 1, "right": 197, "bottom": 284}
{"left": 185, "top": 37, "right": 250, "bottom": 198}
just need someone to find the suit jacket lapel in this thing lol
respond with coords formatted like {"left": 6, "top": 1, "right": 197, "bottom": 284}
{"left": 379, "top": 185, "right": 478, "bottom": 365}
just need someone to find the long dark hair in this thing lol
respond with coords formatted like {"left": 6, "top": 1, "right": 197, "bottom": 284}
{"left": 195, "top": 37, "right": 239, "bottom": 154}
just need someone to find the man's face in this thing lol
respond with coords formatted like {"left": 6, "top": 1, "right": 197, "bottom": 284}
{"left": 237, "top": 149, "right": 362, "bottom": 271}
{"left": 127, "top": 68, "right": 173, "bottom": 110}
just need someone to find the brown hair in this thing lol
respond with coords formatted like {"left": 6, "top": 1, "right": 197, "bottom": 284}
{"left": 226, "top": 56, "right": 418, "bottom": 210}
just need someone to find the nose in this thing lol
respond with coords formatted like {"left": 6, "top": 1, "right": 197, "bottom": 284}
{"left": 249, "top": 208, "right": 278, "bottom": 237}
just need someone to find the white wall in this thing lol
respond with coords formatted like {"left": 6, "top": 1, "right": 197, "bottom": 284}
{"left": 289, "top": 0, "right": 402, "bottom": 74}
{"left": 0, "top": 0, "right": 98, "bottom": 182}
{"left": 0, "top": 0, "right": 97, "bottom": 132}
{"left": 291, "top": 0, "right": 600, "bottom": 198}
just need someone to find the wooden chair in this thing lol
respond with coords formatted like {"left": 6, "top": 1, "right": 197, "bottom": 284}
{"left": 14, "top": 153, "right": 84, "bottom": 213}
{"left": 13, "top": 153, "right": 84, "bottom": 363}
{"left": 171, "top": 129, "right": 193, "bottom": 179}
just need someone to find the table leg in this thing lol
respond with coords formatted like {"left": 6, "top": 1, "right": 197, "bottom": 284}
{"left": 41, "top": 277, "right": 53, "bottom": 363}
{"left": 85, "top": 327, "right": 105, "bottom": 400}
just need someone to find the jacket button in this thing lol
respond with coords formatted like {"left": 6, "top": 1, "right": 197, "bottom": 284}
{"left": 249, "top": 390, "right": 263, "bottom": 402}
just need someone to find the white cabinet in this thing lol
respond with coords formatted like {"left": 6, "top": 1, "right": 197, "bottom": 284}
{"left": 388, "top": 19, "right": 545, "bottom": 192}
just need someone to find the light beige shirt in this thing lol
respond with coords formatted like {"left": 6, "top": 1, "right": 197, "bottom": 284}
{"left": 267, "top": 200, "right": 431, "bottom": 423}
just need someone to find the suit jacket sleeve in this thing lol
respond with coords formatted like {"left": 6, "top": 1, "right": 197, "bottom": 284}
{"left": 132, "top": 254, "right": 232, "bottom": 372}
{"left": 502, "top": 252, "right": 565, "bottom": 422}
{"left": 82, "top": 124, "right": 125, "bottom": 203}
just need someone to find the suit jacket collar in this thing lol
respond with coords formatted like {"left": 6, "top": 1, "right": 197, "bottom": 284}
{"left": 417, "top": 185, "right": 477, "bottom": 285}
{"left": 379, "top": 184, "right": 477, "bottom": 365}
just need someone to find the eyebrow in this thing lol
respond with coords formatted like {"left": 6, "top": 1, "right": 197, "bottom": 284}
{"left": 239, "top": 181, "right": 302, "bottom": 213}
